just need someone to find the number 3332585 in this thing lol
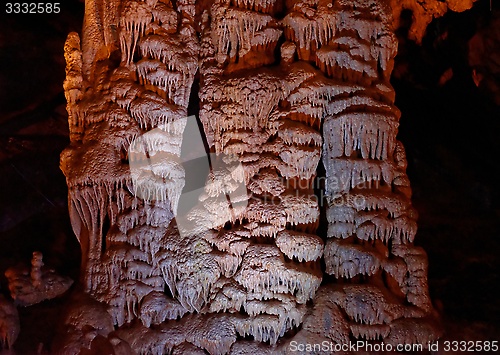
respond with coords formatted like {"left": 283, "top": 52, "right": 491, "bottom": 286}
{"left": 6, "top": 3, "right": 61, "bottom": 14}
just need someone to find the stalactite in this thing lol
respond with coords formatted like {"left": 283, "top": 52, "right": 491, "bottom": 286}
{"left": 59, "top": 0, "right": 440, "bottom": 352}
{"left": 294, "top": 0, "right": 441, "bottom": 346}
{"left": 63, "top": 32, "right": 84, "bottom": 141}
{"left": 191, "top": 0, "right": 326, "bottom": 345}
{"left": 390, "top": 0, "right": 477, "bottom": 44}
{"left": 120, "top": 0, "right": 155, "bottom": 65}
{"left": 61, "top": 0, "right": 199, "bottom": 341}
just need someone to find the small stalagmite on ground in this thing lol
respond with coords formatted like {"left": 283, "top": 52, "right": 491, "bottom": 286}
{"left": 5, "top": 252, "right": 73, "bottom": 307}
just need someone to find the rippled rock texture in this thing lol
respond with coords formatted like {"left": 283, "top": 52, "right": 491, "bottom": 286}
{"left": 55, "top": 0, "right": 459, "bottom": 353}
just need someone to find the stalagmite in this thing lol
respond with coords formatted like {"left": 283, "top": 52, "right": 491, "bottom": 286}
{"left": 4, "top": 252, "right": 73, "bottom": 307}
{"left": 59, "top": 0, "right": 441, "bottom": 352}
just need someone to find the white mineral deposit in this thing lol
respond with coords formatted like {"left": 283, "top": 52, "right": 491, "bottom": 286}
{"left": 54, "top": 0, "right": 485, "bottom": 353}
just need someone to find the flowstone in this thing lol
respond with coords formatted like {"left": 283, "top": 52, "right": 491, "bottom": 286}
{"left": 59, "top": 0, "right": 443, "bottom": 353}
